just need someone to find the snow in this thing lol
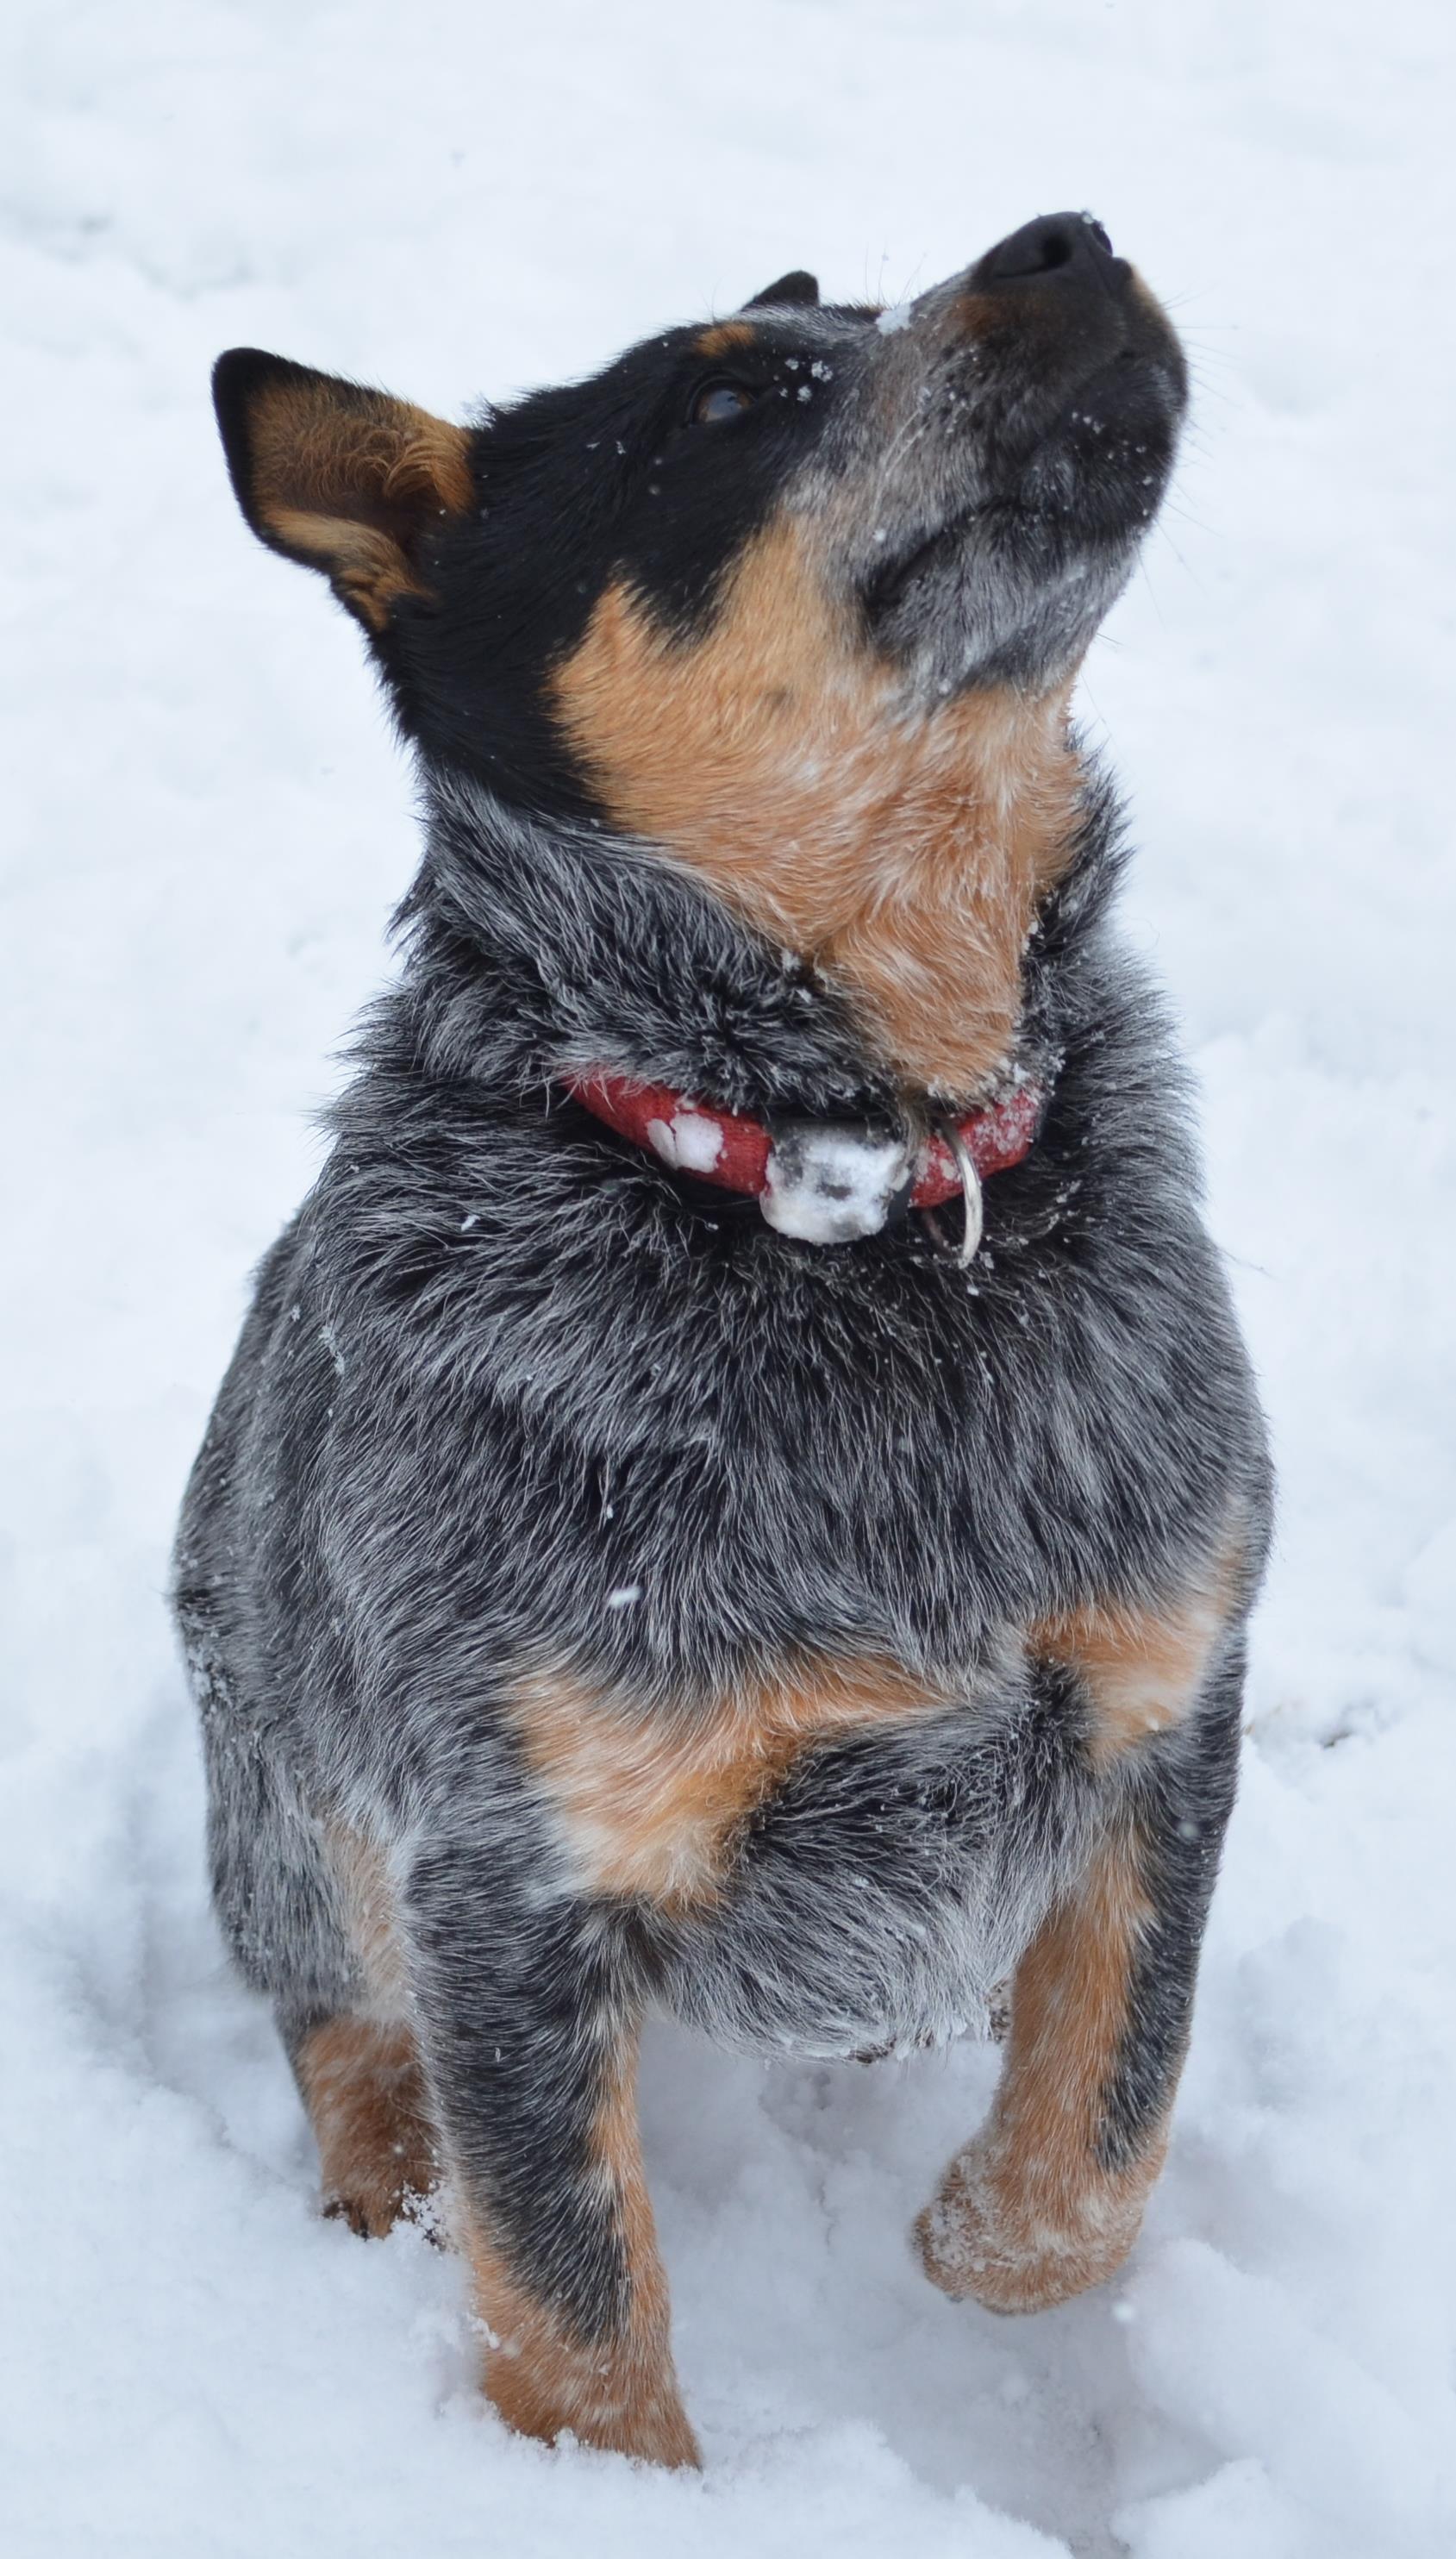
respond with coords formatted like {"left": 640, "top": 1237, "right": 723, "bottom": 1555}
{"left": 762, "top": 1123, "right": 914, "bottom": 1242}
{"left": 2, "top": 3, "right": 1453, "bottom": 2555}
{"left": 647, "top": 1109, "right": 725, "bottom": 1174}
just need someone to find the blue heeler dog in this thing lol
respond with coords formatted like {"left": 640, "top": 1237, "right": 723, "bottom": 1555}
{"left": 175, "top": 214, "right": 1271, "bottom": 2467}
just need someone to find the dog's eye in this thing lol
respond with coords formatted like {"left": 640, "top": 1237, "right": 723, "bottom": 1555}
{"left": 689, "top": 380, "right": 757, "bottom": 427}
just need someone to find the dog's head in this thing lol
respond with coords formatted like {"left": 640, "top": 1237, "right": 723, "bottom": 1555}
{"left": 216, "top": 215, "right": 1185, "bottom": 1092}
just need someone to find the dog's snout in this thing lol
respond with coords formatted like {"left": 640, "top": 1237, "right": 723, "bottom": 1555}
{"left": 973, "top": 211, "right": 1126, "bottom": 291}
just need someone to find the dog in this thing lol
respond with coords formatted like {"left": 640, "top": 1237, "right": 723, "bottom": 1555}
{"left": 174, "top": 213, "right": 1271, "bottom": 2470}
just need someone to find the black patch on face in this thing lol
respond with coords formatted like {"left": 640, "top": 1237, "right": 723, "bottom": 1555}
{"left": 220, "top": 225, "right": 1187, "bottom": 823}
{"left": 390, "top": 319, "right": 854, "bottom": 820}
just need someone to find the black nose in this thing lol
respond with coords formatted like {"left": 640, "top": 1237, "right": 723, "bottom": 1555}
{"left": 975, "top": 211, "right": 1125, "bottom": 289}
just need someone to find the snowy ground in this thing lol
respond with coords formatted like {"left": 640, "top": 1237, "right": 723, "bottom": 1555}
{"left": 3, "top": 3, "right": 1453, "bottom": 2553}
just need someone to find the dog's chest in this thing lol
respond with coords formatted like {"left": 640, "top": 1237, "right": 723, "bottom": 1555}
{"left": 506, "top": 1654, "right": 1090, "bottom": 2062}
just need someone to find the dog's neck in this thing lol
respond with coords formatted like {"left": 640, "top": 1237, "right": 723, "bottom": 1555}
{"left": 634, "top": 691, "right": 1081, "bottom": 1102}
{"left": 552, "top": 585, "right": 1083, "bottom": 1103}
{"left": 415, "top": 743, "right": 1090, "bottom": 1128}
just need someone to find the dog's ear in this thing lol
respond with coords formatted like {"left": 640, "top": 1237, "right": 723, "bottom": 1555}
{"left": 211, "top": 350, "right": 475, "bottom": 633}
{"left": 745, "top": 271, "right": 820, "bottom": 310}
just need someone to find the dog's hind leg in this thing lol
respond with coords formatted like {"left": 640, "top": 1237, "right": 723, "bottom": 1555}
{"left": 188, "top": 1627, "right": 438, "bottom": 2235}
{"left": 403, "top": 1837, "right": 700, "bottom": 2468}
{"left": 185, "top": 1603, "right": 353, "bottom": 2041}
{"left": 289, "top": 1829, "right": 440, "bottom": 2237}
{"left": 917, "top": 1640, "right": 1244, "bottom": 2315}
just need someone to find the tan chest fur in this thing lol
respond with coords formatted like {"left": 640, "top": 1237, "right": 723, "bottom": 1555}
{"left": 505, "top": 1654, "right": 953, "bottom": 1915}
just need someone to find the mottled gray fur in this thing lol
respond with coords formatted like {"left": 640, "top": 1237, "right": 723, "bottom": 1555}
{"left": 174, "top": 224, "right": 1272, "bottom": 2421}
{"left": 176, "top": 766, "right": 1269, "bottom": 2074}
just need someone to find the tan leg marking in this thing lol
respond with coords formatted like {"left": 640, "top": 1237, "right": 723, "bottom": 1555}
{"left": 297, "top": 2017, "right": 439, "bottom": 2238}
{"left": 923, "top": 1536, "right": 1249, "bottom": 2303}
{"left": 550, "top": 521, "right": 1082, "bottom": 1096}
{"left": 297, "top": 1829, "right": 437, "bottom": 2233}
{"left": 327, "top": 1823, "right": 410, "bottom": 2018}
{"left": 459, "top": 2029, "right": 699, "bottom": 2468}
{"left": 509, "top": 1654, "right": 949, "bottom": 1912}
{"left": 916, "top": 1823, "right": 1160, "bottom": 2312}
{"left": 1032, "top": 1530, "right": 1245, "bottom": 1769}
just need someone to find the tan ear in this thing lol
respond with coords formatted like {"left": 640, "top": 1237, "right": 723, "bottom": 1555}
{"left": 212, "top": 349, "right": 474, "bottom": 632}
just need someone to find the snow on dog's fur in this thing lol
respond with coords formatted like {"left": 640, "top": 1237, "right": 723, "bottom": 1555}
{"left": 174, "top": 216, "right": 1270, "bottom": 2467}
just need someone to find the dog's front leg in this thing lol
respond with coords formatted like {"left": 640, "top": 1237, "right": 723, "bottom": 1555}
{"left": 917, "top": 1656, "right": 1242, "bottom": 2315}
{"left": 404, "top": 1847, "right": 698, "bottom": 2467}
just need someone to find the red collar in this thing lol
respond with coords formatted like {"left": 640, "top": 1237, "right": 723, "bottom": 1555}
{"left": 565, "top": 1068, "right": 1042, "bottom": 1210}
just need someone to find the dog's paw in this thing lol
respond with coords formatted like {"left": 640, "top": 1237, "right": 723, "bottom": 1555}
{"left": 914, "top": 2138, "right": 1144, "bottom": 2314}
{"left": 322, "top": 2177, "right": 441, "bottom": 2243}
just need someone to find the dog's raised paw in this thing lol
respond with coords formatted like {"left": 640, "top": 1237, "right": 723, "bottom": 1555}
{"left": 914, "top": 2140, "right": 1144, "bottom": 2315}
